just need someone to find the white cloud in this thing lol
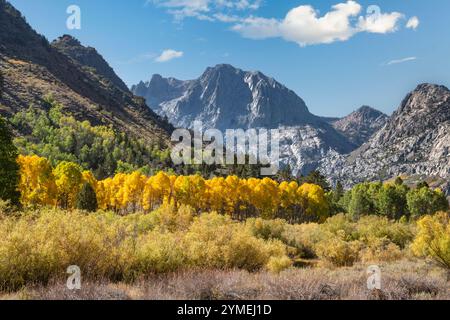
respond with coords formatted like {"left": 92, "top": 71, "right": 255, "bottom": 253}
{"left": 358, "top": 11, "right": 403, "bottom": 33}
{"left": 155, "top": 49, "right": 184, "bottom": 62}
{"left": 232, "top": 16, "right": 280, "bottom": 39}
{"left": 149, "top": 0, "right": 261, "bottom": 20}
{"left": 406, "top": 16, "right": 420, "bottom": 30}
{"left": 279, "top": 1, "right": 362, "bottom": 45}
{"left": 213, "top": 13, "right": 242, "bottom": 22}
{"left": 149, "top": 1, "right": 417, "bottom": 46}
{"left": 232, "top": 1, "right": 404, "bottom": 46}
{"left": 386, "top": 56, "right": 417, "bottom": 65}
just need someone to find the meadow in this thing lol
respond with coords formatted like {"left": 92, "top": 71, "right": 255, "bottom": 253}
{"left": 0, "top": 202, "right": 448, "bottom": 299}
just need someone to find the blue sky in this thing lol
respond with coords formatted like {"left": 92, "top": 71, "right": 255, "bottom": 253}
{"left": 8, "top": 0, "right": 450, "bottom": 117}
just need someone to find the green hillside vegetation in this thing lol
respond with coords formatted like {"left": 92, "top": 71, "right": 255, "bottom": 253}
{"left": 10, "top": 96, "right": 171, "bottom": 179}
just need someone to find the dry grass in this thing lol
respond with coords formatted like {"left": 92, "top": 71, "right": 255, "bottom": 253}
{"left": 4, "top": 260, "right": 448, "bottom": 300}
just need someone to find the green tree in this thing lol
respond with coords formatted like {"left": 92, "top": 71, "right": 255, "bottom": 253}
{"left": 407, "top": 187, "right": 449, "bottom": 218}
{"left": 299, "top": 170, "right": 331, "bottom": 192}
{"left": 328, "top": 181, "right": 346, "bottom": 215}
{"left": 376, "top": 184, "right": 409, "bottom": 219}
{"left": 53, "top": 161, "right": 83, "bottom": 209}
{"left": 394, "top": 177, "right": 404, "bottom": 186}
{"left": 416, "top": 181, "right": 429, "bottom": 190}
{"left": 333, "top": 181, "right": 345, "bottom": 203}
{"left": 76, "top": 183, "right": 98, "bottom": 212}
{"left": 0, "top": 117, "right": 20, "bottom": 205}
{"left": 347, "top": 183, "right": 377, "bottom": 218}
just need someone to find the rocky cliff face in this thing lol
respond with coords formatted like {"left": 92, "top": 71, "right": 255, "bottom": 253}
{"left": 320, "top": 84, "right": 450, "bottom": 191}
{"left": 330, "top": 106, "right": 388, "bottom": 147}
{"left": 0, "top": 0, "right": 171, "bottom": 142}
{"left": 133, "top": 64, "right": 356, "bottom": 175}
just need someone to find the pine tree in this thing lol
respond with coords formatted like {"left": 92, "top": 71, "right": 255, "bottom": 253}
{"left": 394, "top": 177, "right": 404, "bottom": 186}
{"left": 0, "top": 117, "right": 20, "bottom": 205}
{"left": 76, "top": 183, "right": 98, "bottom": 212}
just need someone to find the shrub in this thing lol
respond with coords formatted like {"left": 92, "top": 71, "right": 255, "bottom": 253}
{"left": 355, "top": 215, "right": 414, "bottom": 249}
{"left": 411, "top": 212, "right": 450, "bottom": 269}
{"left": 245, "top": 218, "right": 287, "bottom": 241}
{"left": 0, "top": 199, "right": 12, "bottom": 217}
{"left": 0, "top": 208, "right": 292, "bottom": 291}
{"left": 320, "top": 214, "right": 356, "bottom": 240}
{"left": 184, "top": 213, "right": 289, "bottom": 271}
{"left": 360, "top": 237, "right": 403, "bottom": 263}
{"left": 149, "top": 204, "right": 194, "bottom": 232}
{"left": 316, "top": 232, "right": 362, "bottom": 267}
{"left": 131, "top": 232, "right": 186, "bottom": 276}
{"left": 266, "top": 256, "right": 293, "bottom": 273}
{"left": 281, "top": 223, "right": 321, "bottom": 258}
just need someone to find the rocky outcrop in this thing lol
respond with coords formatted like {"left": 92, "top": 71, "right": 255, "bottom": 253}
{"left": 320, "top": 84, "right": 450, "bottom": 188}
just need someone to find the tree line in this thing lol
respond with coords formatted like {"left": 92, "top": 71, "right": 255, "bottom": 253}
{"left": 1, "top": 113, "right": 449, "bottom": 222}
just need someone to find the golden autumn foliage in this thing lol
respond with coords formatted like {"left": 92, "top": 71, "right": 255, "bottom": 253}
{"left": 411, "top": 212, "right": 450, "bottom": 269}
{"left": 16, "top": 155, "right": 330, "bottom": 222}
{"left": 0, "top": 207, "right": 291, "bottom": 291}
{"left": 17, "top": 155, "right": 57, "bottom": 207}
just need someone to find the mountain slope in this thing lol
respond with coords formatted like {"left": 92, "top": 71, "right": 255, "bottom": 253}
{"left": 133, "top": 64, "right": 356, "bottom": 175}
{"left": 330, "top": 106, "right": 389, "bottom": 146}
{"left": 320, "top": 84, "right": 450, "bottom": 191}
{"left": 51, "top": 34, "right": 129, "bottom": 92}
{"left": 0, "top": 0, "right": 171, "bottom": 143}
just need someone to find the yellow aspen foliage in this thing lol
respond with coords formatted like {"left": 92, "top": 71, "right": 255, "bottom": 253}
{"left": 152, "top": 171, "right": 172, "bottom": 204}
{"left": 111, "top": 173, "right": 127, "bottom": 210}
{"left": 82, "top": 170, "right": 97, "bottom": 190}
{"left": 205, "top": 177, "right": 227, "bottom": 213}
{"left": 121, "top": 171, "right": 146, "bottom": 210}
{"left": 224, "top": 175, "right": 242, "bottom": 213}
{"left": 297, "top": 183, "right": 329, "bottom": 222}
{"left": 96, "top": 177, "right": 113, "bottom": 210}
{"left": 251, "top": 178, "right": 280, "bottom": 219}
{"left": 15, "top": 154, "right": 332, "bottom": 221}
{"left": 17, "top": 155, "right": 57, "bottom": 207}
{"left": 173, "top": 175, "right": 206, "bottom": 211}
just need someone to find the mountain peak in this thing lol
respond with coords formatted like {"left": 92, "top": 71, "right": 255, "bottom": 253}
{"left": 211, "top": 63, "right": 239, "bottom": 71}
{"left": 357, "top": 105, "right": 381, "bottom": 114}
{"left": 151, "top": 74, "right": 164, "bottom": 81}
{"left": 331, "top": 105, "right": 388, "bottom": 147}
{"left": 397, "top": 83, "right": 450, "bottom": 116}
{"left": 202, "top": 64, "right": 243, "bottom": 78}
{"left": 134, "top": 64, "right": 320, "bottom": 130}
{"left": 414, "top": 83, "right": 449, "bottom": 93}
